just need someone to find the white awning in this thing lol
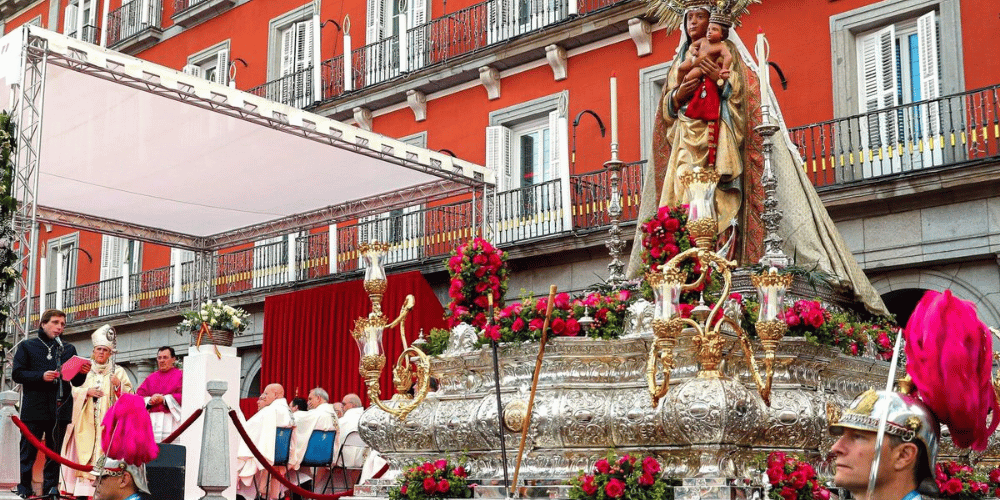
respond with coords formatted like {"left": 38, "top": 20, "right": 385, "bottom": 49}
{"left": 0, "top": 27, "right": 492, "bottom": 249}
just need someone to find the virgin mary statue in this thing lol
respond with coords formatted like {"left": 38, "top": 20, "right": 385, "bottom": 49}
{"left": 627, "top": 0, "right": 887, "bottom": 315}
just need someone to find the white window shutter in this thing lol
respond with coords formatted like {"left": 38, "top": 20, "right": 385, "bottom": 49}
{"left": 183, "top": 64, "right": 202, "bottom": 77}
{"left": 917, "top": 11, "right": 940, "bottom": 134}
{"left": 64, "top": 4, "right": 78, "bottom": 34}
{"left": 366, "top": 0, "right": 384, "bottom": 45}
{"left": 85, "top": 0, "right": 97, "bottom": 27}
{"left": 296, "top": 20, "right": 312, "bottom": 71}
{"left": 280, "top": 24, "right": 298, "bottom": 77}
{"left": 486, "top": 125, "right": 513, "bottom": 191}
{"left": 858, "top": 25, "right": 898, "bottom": 147}
{"left": 410, "top": 0, "right": 428, "bottom": 56}
{"left": 100, "top": 235, "right": 125, "bottom": 281}
{"left": 548, "top": 109, "right": 564, "bottom": 179}
{"left": 215, "top": 50, "right": 229, "bottom": 85}
{"left": 139, "top": 0, "right": 151, "bottom": 25}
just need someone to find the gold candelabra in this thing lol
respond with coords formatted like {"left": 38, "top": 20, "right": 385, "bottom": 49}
{"left": 353, "top": 241, "right": 430, "bottom": 420}
{"left": 645, "top": 167, "right": 792, "bottom": 408}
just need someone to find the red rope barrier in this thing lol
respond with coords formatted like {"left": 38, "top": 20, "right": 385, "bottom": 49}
{"left": 227, "top": 410, "right": 354, "bottom": 500}
{"left": 11, "top": 415, "right": 93, "bottom": 473}
{"left": 161, "top": 408, "right": 203, "bottom": 444}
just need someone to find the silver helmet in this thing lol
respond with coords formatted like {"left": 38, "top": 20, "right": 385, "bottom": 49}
{"left": 829, "top": 389, "right": 939, "bottom": 474}
{"left": 93, "top": 456, "right": 151, "bottom": 494}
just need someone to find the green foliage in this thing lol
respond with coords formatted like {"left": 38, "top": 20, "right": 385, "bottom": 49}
{"left": 0, "top": 111, "right": 19, "bottom": 340}
{"left": 423, "top": 328, "right": 450, "bottom": 356}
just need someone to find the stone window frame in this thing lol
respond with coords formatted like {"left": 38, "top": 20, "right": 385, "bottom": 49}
{"left": 266, "top": 3, "right": 315, "bottom": 82}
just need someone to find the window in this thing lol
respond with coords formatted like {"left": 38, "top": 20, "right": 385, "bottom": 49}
{"left": 364, "top": 0, "right": 427, "bottom": 82}
{"left": 184, "top": 41, "right": 230, "bottom": 86}
{"left": 267, "top": 4, "right": 315, "bottom": 107}
{"left": 253, "top": 236, "right": 289, "bottom": 288}
{"left": 26, "top": 16, "right": 42, "bottom": 27}
{"left": 639, "top": 62, "right": 671, "bottom": 166}
{"left": 170, "top": 248, "right": 195, "bottom": 302}
{"left": 100, "top": 235, "right": 141, "bottom": 281}
{"left": 64, "top": 0, "right": 97, "bottom": 43}
{"left": 830, "top": 0, "right": 963, "bottom": 178}
{"left": 486, "top": 92, "right": 570, "bottom": 243}
{"left": 44, "top": 234, "right": 80, "bottom": 307}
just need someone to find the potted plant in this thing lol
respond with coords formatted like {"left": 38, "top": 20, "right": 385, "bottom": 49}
{"left": 176, "top": 299, "right": 250, "bottom": 347}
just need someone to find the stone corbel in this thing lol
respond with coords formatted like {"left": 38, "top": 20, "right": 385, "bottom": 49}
{"left": 628, "top": 18, "right": 652, "bottom": 57}
{"left": 353, "top": 106, "right": 373, "bottom": 131}
{"left": 479, "top": 66, "right": 501, "bottom": 100}
{"left": 406, "top": 90, "right": 427, "bottom": 122}
{"left": 545, "top": 44, "right": 568, "bottom": 81}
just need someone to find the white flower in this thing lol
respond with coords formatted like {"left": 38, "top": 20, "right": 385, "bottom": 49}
{"left": 223, "top": 305, "right": 235, "bottom": 314}
{"left": 232, "top": 317, "right": 242, "bottom": 328}
{"left": 200, "top": 311, "right": 209, "bottom": 321}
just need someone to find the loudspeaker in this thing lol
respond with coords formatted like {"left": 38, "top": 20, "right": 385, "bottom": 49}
{"left": 147, "top": 443, "right": 185, "bottom": 500}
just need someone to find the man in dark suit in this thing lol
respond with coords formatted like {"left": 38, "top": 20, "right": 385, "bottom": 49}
{"left": 12, "top": 309, "right": 90, "bottom": 498}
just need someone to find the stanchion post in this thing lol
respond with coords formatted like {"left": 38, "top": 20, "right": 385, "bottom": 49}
{"left": 0, "top": 391, "right": 22, "bottom": 500}
{"left": 198, "top": 381, "right": 230, "bottom": 500}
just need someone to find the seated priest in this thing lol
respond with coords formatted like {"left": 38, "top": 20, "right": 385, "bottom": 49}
{"left": 289, "top": 387, "right": 340, "bottom": 489}
{"left": 135, "top": 346, "right": 182, "bottom": 441}
{"left": 336, "top": 393, "right": 368, "bottom": 468}
{"left": 237, "top": 383, "right": 295, "bottom": 500}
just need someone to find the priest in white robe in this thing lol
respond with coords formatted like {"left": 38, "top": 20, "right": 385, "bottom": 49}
{"left": 236, "top": 383, "right": 295, "bottom": 500}
{"left": 288, "top": 387, "right": 340, "bottom": 491}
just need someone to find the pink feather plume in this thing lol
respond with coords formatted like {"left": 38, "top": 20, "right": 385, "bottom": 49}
{"left": 905, "top": 290, "right": 1000, "bottom": 450}
{"left": 101, "top": 393, "right": 160, "bottom": 465}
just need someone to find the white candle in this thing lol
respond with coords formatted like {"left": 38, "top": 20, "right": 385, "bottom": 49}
{"left": 610, "top": 75, "right": 618, "bottom": 147}
{"left": 756, "top": 29, "right": 771, "bottom": 120}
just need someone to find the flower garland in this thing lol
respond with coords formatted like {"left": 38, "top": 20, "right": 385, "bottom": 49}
{"left": 638, "top": 205, "right": 716, "bottom": 307}
{"left": 935, "top": 461, "right": 989, "bottom": 500}
{"left": 568, "top": 453, "right": 670, "bottom": 500}
{"left": 488, "top": 290, "right": 633, "bottom": 343}
{"left": 444, "top": 237, "right": 508, "bottom": 330}
{"left": 763, "top": 452, "right": 830, "bottom": 500}
{"left": 388, "top": 459, "right": 474, "bottom": 500}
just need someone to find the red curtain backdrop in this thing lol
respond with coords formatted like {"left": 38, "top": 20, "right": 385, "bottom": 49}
{"left": 261, "top": 271, "right": 446, "bottom": 405}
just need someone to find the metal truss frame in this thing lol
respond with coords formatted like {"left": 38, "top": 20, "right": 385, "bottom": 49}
{"left": 9, "top": 33, "right": 47, "bottom": 347}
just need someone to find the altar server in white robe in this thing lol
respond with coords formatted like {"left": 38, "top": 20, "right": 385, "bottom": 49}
{"left": 289, "top": 387, "right": 340, "bottom": 490}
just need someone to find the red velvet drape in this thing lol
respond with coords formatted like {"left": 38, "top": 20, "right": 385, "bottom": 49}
{"left": 261, "top": 271, "right": 446, "bottom": 405}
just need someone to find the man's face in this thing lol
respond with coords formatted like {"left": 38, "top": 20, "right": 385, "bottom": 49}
{"left": 259, "top": 385, "right": 278, "bottom": 408}
{"left": 686, "top": 9, "right": 709, "bottom": 41}
{"left": 307, "top": 391, "right": 322, "bottom": 410}
{"left": 831, "top": 428, "right": 897, "bottom": 493}
{"left": 93, "top": 346, "right": 112, "bottom": 364}
{"left": 41, "top": 315, "right": 66, "bottom": 340}
{"left": 93, "top": 473, "right": 131, "bottom": 500}
{"left": 156, "top": 349, "right": 176, "bottom": 372}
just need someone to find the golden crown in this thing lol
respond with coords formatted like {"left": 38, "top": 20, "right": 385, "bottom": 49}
{"left": 647, "top": 0, "right": 759, "bottom": 33}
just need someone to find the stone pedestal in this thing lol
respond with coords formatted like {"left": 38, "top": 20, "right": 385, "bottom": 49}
{"left": 0, "top": 391, "right": 23, "bottom": 500}
{"left": 182, "top": 345, "right": 242, "bottom": 500}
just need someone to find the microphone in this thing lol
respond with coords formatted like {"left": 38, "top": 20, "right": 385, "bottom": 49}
{"left": 54, "top": 336, "right": 63, "bottom": 347}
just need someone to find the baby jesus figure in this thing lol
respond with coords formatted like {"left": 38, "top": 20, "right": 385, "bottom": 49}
{"left": 677, "top": 22, "right": 733, "bottom": 84}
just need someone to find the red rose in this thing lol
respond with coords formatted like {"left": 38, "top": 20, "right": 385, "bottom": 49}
{"left": 679, "top": 304, "right": 694, "bottom": 318}
{"left": 535, "top": 298, "right": 548, "bottom": 312}
{"left": 594, "top": 459, "right": 610, "bottom": 474}
{"left": 475, "top": 282, "right": 488, "bottom": 293}
{"left": 784, "top": 312, "right": 801, "bottom": 327}
{"left": 815, "top": 487, "right": 830, "bottom": 500}
{"left": 638, "top": 473, "right": 655, "bottom": 486}
{"left": 484, "top": 325, "right": 501, "bottom": 341}
{"left": 422, "top": 462, "right": 437, "bottom": 474}
{"left": 554, "top": 293, "right": 571, "bottom": 310}
{"left": 401, "top": 484, "right": 408, "bottom": 495}
{"left": 943, "top": 478, "right": 964, "bottom": 495}
{"left": 529, "top": 319, "right": 544, "bottom": 331}
{"left": 423, "top": 477, "right": 437, "bottom": 492}
{"left": 595, "top": 308, "right": 609, "bottom": 322}
{"left": 641, "top": 456, "right": 661, "bottom": 475}
{"left": 618, "top": 290, "right": 630, "bottom": 302}
{"left": 437, "top": 479, "right": 450, "bottom": 493}
{"left": 664, "top": 218, "right": 680, "bottom": 232}
{"left": 583, "top": 294, "right": 600, "bottom": 307}
{"left": 779, "top": 486, "right": 796, "bottom": 500}
{"left": 474, "top": 295, "right": 490, "bottom": 309}
{"left": 453, "top": 466, "right": 467, "bottom": 477}
{"left": 434, "top": 459, "right": 448, "bottom": 470}
{"left": 565, "top": 318, "right": 581, "bottom": 337}
{"left": 605, "top": 478, "right": 625, "bottom": 498}
{"left": 581, "top": 475, "right": 598, "bottom": 496}
{"left": 512, "top": 317, "right": 526, "bottom": 332}
{"left": 766, "top": 465, "right": 785, "bottom": 485}
{"left": 474, "top": 267, "right": 486, "bottom": 278}
{"left": 473, "top": 254, "right": 488, "bottom": 266}
{"left": 473, "top": 313, "right": 486, "bottom": 327}
{"left": 551, "top": 318, "right": 566, "bottom": 335}
{"left": 990, "top": 468, "right": 1000, "bottom": 484}
{"left": 790, "top": 469, "right": 808, "bottom": 489}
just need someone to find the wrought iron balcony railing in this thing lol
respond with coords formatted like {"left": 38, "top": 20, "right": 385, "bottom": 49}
{"left": 789, "top": 84, "right": 1000, "bottom": 187}
{"left": 248, "top": 66, "right": 315, "bottom": 108}
{"left": 67, "top": 25, "right": 101, "bottom": 44}
{"left": 105, "top": 0, "right": 162, "bottom": 49}
{"left": 248, "top": 0, "right": 631, "bottom": 106}
{"left": 32, "top": 162, "right": 643, "bottom": 323}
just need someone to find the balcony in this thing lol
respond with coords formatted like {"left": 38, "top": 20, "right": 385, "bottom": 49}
{"left": 247, "top": 66, "right": 315, "bottom": 109}
{"left": 255, "top": 0, "right": 633, "bottom": 107}
{"left": 790, "top": 84, "right": 1000, "bottom": 188}
{"left": 0, "top": 0, "right": 34, "bottom": 18}
{"left": 34, "top": 162, "right": 643, "bottom": 324}
{"left": 106, "top": 0, "right": 163, "bottom": 53}
{"left": 67, "top": 25, "right": 101, "bottom": 45}
{"left": 172, "top": 0, "right": 237, "bottom": 28}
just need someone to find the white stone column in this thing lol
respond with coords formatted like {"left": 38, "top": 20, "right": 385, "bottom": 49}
{"left": 181, "top": 345, "right": 241, "bottom": 500}
{"left": 0, "top": 391, "right": 22, "bottom": 500}
{"left": 134, "top": 359, "right": 155, "bottom": 385}
{"left": 198, "top": 381, "right": 231, "bottom": 500}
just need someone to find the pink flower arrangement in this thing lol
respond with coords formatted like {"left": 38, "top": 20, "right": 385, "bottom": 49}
{"left": 764, "top": 452, "right": 830, "bottom": 500}
{"left": 935, "top": 461, "right": 989, "bottom": 500}
{"left": 569, "top": 454, "right": 669, "bottom": 500}
{"left": 444, "top": 238, "right": 509, "bottom": 331}
{"left": 389, "top": 459, "right": 474, "bottom": 500}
